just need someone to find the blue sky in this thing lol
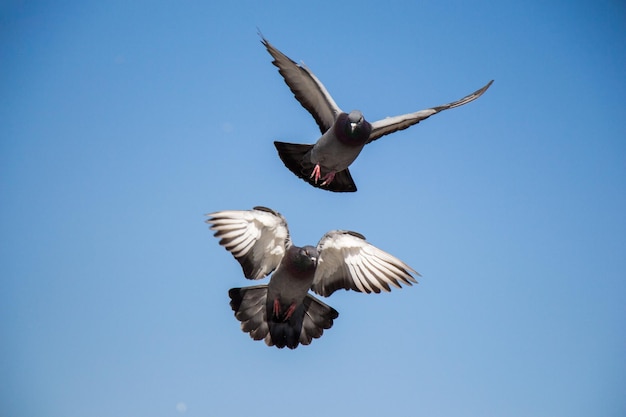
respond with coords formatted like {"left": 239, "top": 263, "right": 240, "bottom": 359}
{"left": 1, "top": 1, "right": 625, "bottom": 416}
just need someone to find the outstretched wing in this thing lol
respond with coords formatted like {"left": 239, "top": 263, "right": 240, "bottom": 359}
{"left": 261, "top": 35, "right": 342, "bottom": 134}
{"left": 206, "top": 206, "right": 291, "bottom": 280}
{"left": 311, "top": 230, "right": 419, "bottom": 297}
{"left": 368, "top": 80, "right": 493, "bottom": 143}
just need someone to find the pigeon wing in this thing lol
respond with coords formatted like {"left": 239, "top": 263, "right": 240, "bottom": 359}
{"left": 368, "top": 80, "right": 493, "bottom": 143}
{"left": 311, "top": 230, "right": 419, "bottom": 297}
{"left": 261, "top": 36, "right": 341, "bottom": 134}
{"left": 206, "top": 206, "right": 291, "bottom": 280}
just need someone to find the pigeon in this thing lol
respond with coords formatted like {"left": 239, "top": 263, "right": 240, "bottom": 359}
{"left": 261, "top": 35, "right": 494, "bottom": 192}
{"left": 206, "top": 206, "right": 419, "bottom": 349}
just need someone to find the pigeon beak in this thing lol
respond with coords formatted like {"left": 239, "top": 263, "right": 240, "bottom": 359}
{"left": 350, "top": 122, "right": 357, "bottom": 132}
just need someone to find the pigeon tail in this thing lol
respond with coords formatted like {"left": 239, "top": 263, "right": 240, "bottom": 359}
{"left": 229, "top": 286, "right": 338, "bottom": 349}
{"left": 229, "top": 286, "right": 272, "bottom": 344}
{"left": 274, "top": 141, "right": 357, "bottom": 192}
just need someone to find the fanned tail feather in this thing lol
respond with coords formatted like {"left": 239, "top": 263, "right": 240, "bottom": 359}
{"left": 229, "top": 286, "right": 271, "bottom": 344}
{"left": 299, "top": 294, "right": 338, "bottom": 345}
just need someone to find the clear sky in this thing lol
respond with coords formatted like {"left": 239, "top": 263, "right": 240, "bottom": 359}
{"left": 1, "top": 1, "right": 625, "bottom": 416}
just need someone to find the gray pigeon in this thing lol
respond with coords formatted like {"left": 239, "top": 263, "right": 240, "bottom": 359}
{"left": 206, "top": 206, "right": 419, "bottom": 349}
{"left": 262, "top": 35, "right": 494, "bottom": 192}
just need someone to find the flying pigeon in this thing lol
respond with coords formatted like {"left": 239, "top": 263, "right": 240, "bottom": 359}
{"left": 261, "top": 35, "right": 493, "bottom": 192}
{"left": 206, "top": 206, "right": 419, "bottom": 349}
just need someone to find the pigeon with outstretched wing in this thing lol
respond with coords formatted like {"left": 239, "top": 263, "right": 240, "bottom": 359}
{"left": 262, "top": 35, "right": 493, "bottom": 192}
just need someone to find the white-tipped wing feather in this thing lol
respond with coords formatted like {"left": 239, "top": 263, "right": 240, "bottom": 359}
{"left": 261, "top": 36, "right": 342, "bottom": 134}
{"left": 368, "top": 80, "right": 494, "bottom": 143}
{"left": 311, "top": 230, "right": 419, "bottom": 297}
{"left": 206, "top": 206, "right": 290, "bottom": 280}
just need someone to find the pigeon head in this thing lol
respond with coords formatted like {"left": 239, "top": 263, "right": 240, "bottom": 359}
{"left": 335, "top": 110, "right": 372, "bottom": 146}
{"left": 348, "top": 110, "right": 363, "bottom": 127}
{"left": 289, "top": 245, "right": 318, "bottom": 273}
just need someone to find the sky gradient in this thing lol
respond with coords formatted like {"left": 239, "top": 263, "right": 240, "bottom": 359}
{"left": 2, "top": 1, "right": 625, "bottom": 416}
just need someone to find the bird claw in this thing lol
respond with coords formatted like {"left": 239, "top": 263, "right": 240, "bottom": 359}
{"left": 273, "top": 298, "right": 281, "bottom": 318}
{"left": 273, "top": 298, "right": 296, "bottom": 322}
{"left": 310, "top": 164, "right": 321, "bottom": 183}
{"left": 310, "top": 165, "right": 336, "bottom": 186}
{"left": 283, "top": 303, "right": 297, "bottom": 321}
{"left": 320, "top": 171, "right": 336, "bottom": 186}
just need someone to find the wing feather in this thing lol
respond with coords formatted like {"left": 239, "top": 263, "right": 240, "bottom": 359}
{"left": 312, "top": 231, "right": 419, "bottom": 297}
{"left": 206, "top": 206, "right": 291, "bottom": 280}
{"left": 346, "top": 253, "right": 375, "bottom": 293}
{"left": 260, "top": 35, "right": 341, "bottom": 134}
{"left": 359, "top": 248, "right": 406, "bottom": 292}
{"left": 368, "top": 80, "right": 493, "bottom": 143}
{"left": 368, "top": 254, "right": 405, "bottom": 289}
{"left": 355, "top": 254, "right": 387, "bottom": 293}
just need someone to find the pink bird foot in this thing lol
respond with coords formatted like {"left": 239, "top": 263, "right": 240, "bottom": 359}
{"left": 283, "top": 302, "right": 297, "bottom": 321}
{"left": 272, "top": 298, "right": 297, "bottom": 321}
{"left": 320, "top": 171, "right": 336, "bottom": 186}
{"left": 310, "top": 164, "right": 322, "bottom": 183}
{"left": 273, "top": 298, "right": 281, "bottom": 318}
{"left": 310, "top": 164, "right": 336, "bottom": 186}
